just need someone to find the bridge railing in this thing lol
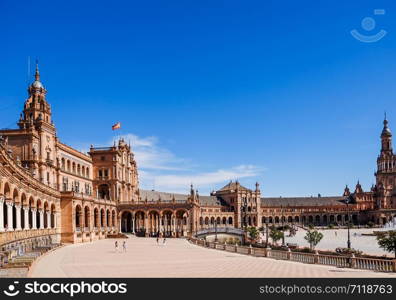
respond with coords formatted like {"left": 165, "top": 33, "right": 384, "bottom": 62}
{"left": 196, "top": 227, "right": 244, "bottom": 236}
{"left": 188, "top": 237, "right": 396, "bottom": 273}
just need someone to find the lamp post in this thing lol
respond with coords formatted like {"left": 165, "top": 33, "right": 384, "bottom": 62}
{"left": 240, "top": 197, "right": 247, "bottom": 230}
{"left": 281, "top": 205, "right": 285, "bottom": 246}
{"left": 265, "top": 219, "right": 269, "bottom": 247}
{"left": 345, "top": 197, "right": 351, "bottom": 249}
{"left": 214, "top": 219, "right": 218, "bottom": 242}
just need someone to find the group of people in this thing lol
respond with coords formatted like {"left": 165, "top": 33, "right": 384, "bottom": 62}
{"left": 114, "top": 237, "right": 168, "bottom": 252}
{"left": 156, "top": 236, "right": 167, "bottom": 245}
{"left": 114, "top": 240, "right": 127, "bottom": 252}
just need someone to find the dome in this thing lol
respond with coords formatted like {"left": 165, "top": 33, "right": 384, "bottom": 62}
{"left": 381, "top": 119, "right": 392, "bottom": 137}
{"left": 31, "top": 80, "right": 44, "bottom": 89}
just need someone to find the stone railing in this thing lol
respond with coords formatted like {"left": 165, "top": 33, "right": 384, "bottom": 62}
{"left": 188, "top": 237, "right": 396, "bottom": 273}
{"left": 0, "top": 229, "right": 57, "bottom": 246}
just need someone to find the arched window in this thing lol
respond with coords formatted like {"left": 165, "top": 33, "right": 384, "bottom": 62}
{"left": 75, "top": 205, "right": 82, "bottom": 228}
{"left": 84, "top": 206, "right": 90, "bottom": 228}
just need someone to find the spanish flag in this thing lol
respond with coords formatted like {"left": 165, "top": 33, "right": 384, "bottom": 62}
{"left": 112, "top": 122, "right": 121, "bottom": 130}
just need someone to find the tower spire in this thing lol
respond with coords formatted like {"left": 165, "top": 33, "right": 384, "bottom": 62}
{"left": 35, "top": 59, "right": 40, "bottom": 81}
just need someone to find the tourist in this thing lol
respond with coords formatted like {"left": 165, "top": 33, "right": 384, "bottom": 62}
{"left": 163, "top": 238, "right": 166, "bottom": 245}
{"left": 335, "top": 231, "right": 337, "bottom": 237}
{"left": 122, "top": 241, "right": 126, "bottom": 252}
{"left": 156, "top": 236, "right": 159, "bottom": 244}
{"left": 115, "top": 241, "right": 118, "bottom": 252}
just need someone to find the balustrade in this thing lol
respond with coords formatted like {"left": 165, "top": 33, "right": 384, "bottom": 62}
{"left": 188, "top": 237, "right": 396, "bottom": 273}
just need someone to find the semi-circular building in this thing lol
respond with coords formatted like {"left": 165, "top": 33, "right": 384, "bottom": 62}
{"left": 1, "top": 65, "right": 396, "bottom": 265}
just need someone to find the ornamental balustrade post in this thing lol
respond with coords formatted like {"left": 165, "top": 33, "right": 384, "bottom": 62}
{"left": 266, "top": 247, "right": 271, "bottom": 257}
{"left": 249, "top": 244, "right": 253, "bottom": 255}
{"left": 314, "top": 250, "right": 319, "bottom": 264}
{"left": 234, "top": 243, "right": 238, "bottom": 252}
{"left": 350, "top": 254, "right": 356, "bottom": 269}
{"left": 0, "top": 197, "right": 4, "bottom": 232}
{"left": 287, "top": 248, "right": 292, "bottom": 260}
{"left": 392, "top": 260, "right": 396, "bottom": 273}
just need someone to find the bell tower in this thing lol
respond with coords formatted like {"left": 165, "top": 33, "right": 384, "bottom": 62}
{"left": 375, "top": 116, "right": 395, "bottom": 209}
{"left": 18, "top": 62, "right": 57, "bottom": 186}
{"left": 18, "top": 62, "right": 54, "bottom": 129}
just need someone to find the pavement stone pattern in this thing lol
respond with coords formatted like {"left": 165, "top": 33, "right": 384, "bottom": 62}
{"left": 29, "top": 237, "right": 396, "bottom": 278}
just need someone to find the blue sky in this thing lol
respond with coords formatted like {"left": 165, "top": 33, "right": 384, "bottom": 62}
{"left": 1, "top": 0, "right": 396, "bottom": 196}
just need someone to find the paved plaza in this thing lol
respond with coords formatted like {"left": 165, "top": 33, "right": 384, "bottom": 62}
{"left": 280, "top": 228, "right": 393, "bottom": 256}
{"left": 29, "top": 236, "right": 395, "bottom": 278}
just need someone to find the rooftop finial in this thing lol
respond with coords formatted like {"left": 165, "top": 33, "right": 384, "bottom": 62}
{"left": 35, "top": 59, "right": 40, "bottom": 81}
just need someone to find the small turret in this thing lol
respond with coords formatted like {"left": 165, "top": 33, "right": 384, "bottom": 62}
{"left": 354, "top": 180, "right": 363, "bottom": 194}
{"left": 343, "top": 185, "right": 351, "bottom": 196}
{"left": 381, "top": 114, "right": 393, "bottom": 154}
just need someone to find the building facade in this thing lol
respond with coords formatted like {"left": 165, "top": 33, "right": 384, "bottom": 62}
{"left": 1, "top": 65, "right": 396, "bottom": 252}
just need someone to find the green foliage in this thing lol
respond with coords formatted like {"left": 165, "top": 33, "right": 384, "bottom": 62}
{"left": 247, "top": 226, "right": 259, "bottom": 239}
{"left": 335, "top": 247, "right": 363, "bottom": 256}
{"left": 367, "top": 221, "right": 375, "bottom": 228}
{"left": 304, "top": 230, "right": 323, "bottom": 250}
{"left": 269, "top": 228, "right": 284, "bottom": 245}
{"left": 376, "top": 231, "right": 396, "bottom": 258}
{"left": 327, "top": 224, "right": 334, "bottom": 229}
{"left": 307, "top": 224, "right": 314, "bottom": 230}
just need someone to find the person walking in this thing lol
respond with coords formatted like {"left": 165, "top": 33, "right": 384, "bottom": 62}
{"left": 156, "top": 236, "right": 159, "bottom": 244}
{"left": 163, "top": 237, "right": 166, "bottom": 245}
{"left": 115, "top": 241, "right": 119, "bottom": 252}
{"left": 122, "top": 241, "right": 126, "bottom": 252}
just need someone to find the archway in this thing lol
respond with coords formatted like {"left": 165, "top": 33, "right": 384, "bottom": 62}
{"left": 121, "top": 211, "right": 132, "bottom": 233}
{"left": 134, "top": 211, "right": 146, "bottom": 237}
{"left": 75, "top": 205, "right": 82, "bottom": 229}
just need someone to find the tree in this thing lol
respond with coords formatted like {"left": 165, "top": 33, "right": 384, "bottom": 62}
{"left": 304, "top": 230, "right": 323, "bottom": 251}
{"left": 269, "top": 228, "right": 284, "bottom": 245}
{"left": 247, "top": 226, "right": 259, "bottom": 240}
{"left": 376, "top": 231, "right": 396, "bottom": 258}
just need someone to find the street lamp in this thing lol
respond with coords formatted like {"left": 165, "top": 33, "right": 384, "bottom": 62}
{"left": 214, "top": 219, "right": 218, "bottom": 242}
{"left": 240, "top": 197, "right": 247, "bottom": 230}
{"left": 281, "top": 205, "right": 285, "bottom": 246}
{"left": 265, "top": 218, "right": 269, "bottom": 247}
{"left": 345, "top": 197, "right": 351, "bottom": 249}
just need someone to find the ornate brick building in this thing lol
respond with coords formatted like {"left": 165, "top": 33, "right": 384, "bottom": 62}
{"left": 0, "top": 65, "right": 396, "bottom": 252}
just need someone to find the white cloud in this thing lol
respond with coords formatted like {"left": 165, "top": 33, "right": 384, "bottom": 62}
{"left": 139, "top": 165, "right": 262, "bottom": 194}
{"left": 101, "top": 133, "right": 263, "bottom": 194}
{"left": 112, "top": 133, "right": 188, "bottom": 170}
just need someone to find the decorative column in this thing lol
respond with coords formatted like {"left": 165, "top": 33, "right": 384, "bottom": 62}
{"left": 7, "top": 202, "right": 13, "bottom": 231}
{"left": 159, "top": 214, "right": 163, "bottom": 235}
{"left": 172, "top": 215, "right": 176, "bottom": 236}
{"left": 32, "top": 209, "right": 37, "bottom": 229}
{"left": 144, "top": 213, "right": 148, "bottom": 236}
{"left": 23, "top": 207, "right": 29, "bottom": 229}
{"left": 15, "top": 205, "right": 22, "bottom": 230}
{"left": 0, "top": 197, "right": 4, "bottom": 232}
{"left": 131, "top": 214, "right": 135, "bottom": 233}
{"left": 47, "top": 211, "right": 51, "bottom": 229}
{"left": 39, "top": 210, "right": 44, "bottom": 229}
